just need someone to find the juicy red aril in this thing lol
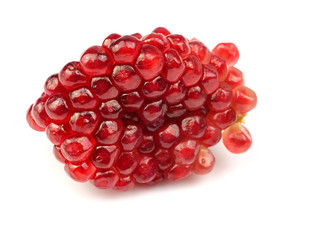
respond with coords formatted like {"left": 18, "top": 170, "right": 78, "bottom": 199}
{"left": 193, "top": 147, "right": 215, "bottom": 175}
{"left": 224, "top": 67, "right": 245, "bottom": 89}
{"left": 162, "top": 49, "right": 185, "bottom": 83}
{"left": 120, "top": 91, "right": 144, "bottom": 112}
{"left": 45, "top": 94, "right": 70, "bottom": 121}
{"left": 133, "top": 154, "right": 157, "bottom": 183}
{"left": 181, "top": 114, "right": 206, "bottom": 138}
{"left": 69, "top": 87, "right": 98, "bottom": 110}
{"left": 232, "top": 86, "right": 257, "bottom": 114}
{"left": 207, "top": 108, "right": 237, "bottom": 129}
{"left": 154, "top": 148, "right": 173, "bottom": 170}
{"left": 46, "top": 123, "right": 66, "bottom": 145}
{"left": 135, "top": 44, "right": 164, "bottom": 80}
{"left": 200, "top": 65, "right": 219, "bottom": 95}
{"left": 53, "top": 146, "right": 67, "bottom": 163}
{"left": 173, "top": 139, "right": 200, "bottom": 165}
{"left": 113, "top": 175, "right": 135, "bottom": 192}
{"left": 167, "top": 34, "right": 191, "bottom": 59}
{"left": 58, "top": 61, "right": 88, "bottom": 90}
{"left": 141, "top": 76, "right": 167, "bottom": 99}
{"left": 156, "top": 123, "right": 180, "bottom": 149}
{"left": 163, "top": 80, "right": 187, "bottom": 105}
{"left": 91, "top": 145, "right": 120, "bottom": 169}
{"left": 115, "top": 150, "right": 140, "bottom": 175}
{"left": 44, "top": 74, "right": 64, "bottom": 96}
{"left": 147, "top": 171, "right": 164, "bottom": 185}
{"left": 153, "top": 27, "right": 171, "bottom": 36}
{"left": 80, "top": 45, "right": 113, "bottom": 76}
{"left": 200, "top": 123, "right": 222, "bottom": 147}
{"left": 65, "top": 160, "right": 96, "bottom": 182}
{"left": 108, "top": 35, "right": 142, "bottom": 64}
{"left": 27, "top": 104, "right": 45, "bottom": 131}
{"left": 112, "top": 65, "right": 142, "bottom": 92}
{"left": 144, "top": 117, "right": 165, "bottom": 132}
{"left": 183, "top": 85, "right": 207, "bottom": 111}
{"left": 92, "top": 169, "right": 119, "bottom": 189}
{"left": 102, "top": 33, "right": 121, "bottom": 48}
{"left": 139, "top": 100, "right": 167, "bottom": 123}
{"left": 91, "top": 76, "right": 119, "bottom": 101}
{"left": 207, "top": 82, "right": 233, "bottom": 112}
{"left": 189, "top": 40, "right": 211, "bottom": 64}
{"left": 141, "top": 33, "right": 170, "bottom": 52}
{"left": 121, "top": 123, "right": 143, "bottom": 151}
{"left": 213, "top": 42, "right": 239, "bottom": 66}
{"left": 209, "top": 53, "right": 227, "bottom": 81}
{"left": 95, "top": 120, "right": 124, "bottom": 145}
{"left": 165, "top": 164, "right": 192, "bottom": 181}
{"left": 139, "top": 132, "right": 155, "bottom": 153}
{"left": 222, "top": 123, "right": 252, "bottom": 154}
{"left": 181, "top": 55, "right": 203, "bottom": 87}
{"left": 166, "top": 104, "right": 187, "bottom": 119}
{"left": 69, "top": 111, "right": 100, "bottom": 134}
{"left": 99, "top": 99, "right": 124, "bottom": 119}
{"left": 131, "top": 33, "right": 142, "bottom": 39}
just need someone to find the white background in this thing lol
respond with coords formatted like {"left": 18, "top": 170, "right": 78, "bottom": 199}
{"left": 0, "top": 0, "right": 319, "bottom": 239}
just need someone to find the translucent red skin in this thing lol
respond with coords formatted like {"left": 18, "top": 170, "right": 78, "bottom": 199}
{"left": 27, "top": 27, "right": 257, "bottom": 190}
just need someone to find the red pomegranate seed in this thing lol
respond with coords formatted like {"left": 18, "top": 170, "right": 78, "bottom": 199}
{"left": 200, "top": 65, "right": 219, "bottom": 95}
{"left": 44, "top": 74, "right": 64, "bottom": 96}
{"left": 193, "top": 147, "right": 215, "bottom": 175}
{"left": 65, "top": 160, "right": 96, "bottom": 182}
{"left": 69, "top": 111, "right": 100, "bottom": 134}
{"left": 80, "top": 45, "right": 113, "bottom": 76}
{"left": 181, "top": 55, "right": 203, "bottom": 87}
{"left": 141, "top": 33, "right": 170, "bottom": 52}
{"left": 133, "top": 154, "right": 157, "bottom": 183}
{"left": 99, "top": 99, "right": 124, "bottom": 119}
{"left": 141, "top": 76, "right": 168, "bottom": 100}
{"left": 131, "top": 33, "right": 142, "bottom": 39}
{"left": 27, "top": 104, "right": 45, "bottom": 131}
{"left": 207, "top": 82, "right": 233, "bottom": 112}
{"left": 183, "top": 85, "right": 207, "bottom": 111}
{"left": 162, "top": 49, "right": 185, "bottom": 83}
{"left": 120, "top": 123, "right": 143, "bottom": 151}
{"left": 108, "top": 35, "right": 142, "bottom": 64}
{"left": 45, "top": 94, "right": 70, "bottom": 121}
{"left": 120, "top": 91, "right": 144, "bottom": 112}
{"left": 232, "top": 86, "right": 257, "bottom": 114}
{"left": 213, "top": 42, "right": 239, "bottom": 66}
{"left": 53, "top": 145, "right": 67, "bottom": 163}
{"left": 102, "top": 33, "right": 121, "bottom": 48}
{"left": 167, "top": 34, "right": 191, "bottom": 59}
{"left": 111, "top": 65, "right": 142, "bottom": 92}
{"left": 166, "top": 103, "right": 187, "bottom": 119}
{"left": 69, "top": 87, "right": 98, "bottom": 110}
{"left": 95, "top": 119, "right": 124, "bottom": 145}
{"left": 91, "top": 76, "right": 119, "bottom": 101}
{"left": 144, "top": 117, "right": 165, "bottom": 132}
{"left": 147, "top": 171, "right": 164, "bottom": 185}
{"left": 224, "top": 67, "right": 245, "bottom": 89}
{"left": 91, "top": 144, "right": 121, "bottom": 169}
{"left": 139, "top": 132, "right": 155, "bottom": 154}
{"left": 163, "top": 80, "right": 187, "bottom": 105}
{"left": 209, "top": 53, "right": 227, "bottom": 81}
{"left": 135, "top": 44, "right": 165, "bottom": 80}
{"left": 154, "top": 148, "right": 173, "bottom": 170}
{"left": 156, "top": 123, "right": 180, "bottom": 149}
{"left": 139, "top": 100, "right": 167, "bottom": 123}
{"left": 113, "top": 175, "right": 135, "bottom": 191}
{"left": 153, "top": 27, "right": 171, "bottom": 36}
{"left": 46, "top": 123, "right": 66, "bottom": 145}
{"left": 92, "top": 169, "right": 119, "bottom": 189}
{"left": 115, "top": 150, "right": 140, "bottom": 175}
{"left": 207, "top": 108, "right": 237, "bottom": 129}
{"left": 58, "top": 61, "right": 88, "bottom": 90}
{"left": 181, "top": 113, "right": 206, "bottom": 138}
{"left": 189, "top": 40, "right": 211, "bottom": 64}
{"left": 173, "top": 139, "right": 200, "bottom": 165}
{"left": 222, "top": 123, "right": 252, "bottom": 153}
{"left": 165, "top": 164, "right": 192, "bottom": 181}
{"left": 200, "top": 123, "right": 222, "bottom": 147}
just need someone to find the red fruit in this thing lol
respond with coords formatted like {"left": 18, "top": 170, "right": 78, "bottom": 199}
{"left": 162, "top": 49, "right": 185, "bottom": 83}
{"left": 80, "top": 45, "right": 113, "bottom": 76}
{"left": 99, "top": 99, "right": 124, "bottom": 119}
{"left": 193, "top": 147, "right": 215, "bottom": 175}
{"left": 53, "top": 145, "right": 67, "bottom": 163}
{"left": 222, "top": 123, "right": 252, "bottom": 153}
{"left": 44, "top": 74, "right": 64, "bottom": 96}
{"left": 166, "top": 164, "right": 192, "bottom": 181}
{"left": 139, "top": 100, "right": 167, "bottom": 123}
{"left": 209, "top": 53, "right": 227, "bottom": 81}
{"left": 108, "top": 35, "right": 142, "bottom": 64}
{"left": 135, "top": 44, "right": 164, "bottom": 80}
{"left": 27, "top": 105, "right": 45, "bottom": 131}
{"left": 153, "top": 27, "right": 171, "bottom": 36}
{"left": 69, "top": 87, "right": 98, "bottom": 110}
{"left": 141, "top": 76, "right": 168, "bottom": 100}
{"left": 69, "top": 111, "right": 100, "bottom": 134}
{"left": 200, "top": 65, "right": 219, "bottom": 95}
{"left": 141, "top": 33, "right": 170, "bottom": 52}
{"left": 133, "top": 154, "right": 157, "bottom": 183}
{"left": 173, "top": 139, "right": 200, "bottom": 165}
{"left": 120, "top": 123, "right": 143, "bottom": 151}
{"left": 207, "top": 108, "right": 237, "bottom": 129}
{"left": 91, "top": 76, "right": 119, "bottom": 101}
{"left": 46, "top": 123, "right": 66, "bottom": 145}
{"left": 31, "top": 94, "right": 51, "bottom": 128}
{"left": 120, "top": 91, "right": 144, "bottom": 112}
{"left": 91, "top": 145, "right": 120, "bottom": 169}
{"left": 232, "top": 86, "right": 257, "bottom": 114}
{"left": 115, "top": 150, "right": 140, "bottom": 175}
{"left": 131, "top": 33, "right": 142, "bottom": 39}
{"left": 166, "top": 103, "right": 187, "bottom": 119}
{"left": 213, "top": 42, "right": 239, "bottom": 66}
{"left": 113, "top": 175, "right": 135, "bottom": 191}
{"left": 224, "top": 67, "right": 244, "bottom": 89}
{"left": 95, "top": 120, "right": 123, "bottom": 145}
{"left": 183, "top": 85, "right": 207, "bottom": 111}
{"left": 65, "top": 160, "right": 96, "bottom": 182}
{"left": 58, "top": 61, "right": 88, "bottom": 90}
{"left": 102, "top": 33, "right": 121, "bottom": 48}
{"left": 181, "top": 55, "right": 203, "bottom": 87}
{"left": 112, "top": 65, "right": 142, "bottom": 92}
{"left": 92, "top": 169, "right": 119, "bottom": 189}
{"left": 156, "top": 123, "right": 180, "bottom": 149}
{"left": 154, "top": 148, "right": 173, "bottom": 170}
{"left": 207, "top": 82, "right": 233, "bottom": 112}
{"left": 200, "top": 123, "right": 222, "bottom": 147}
{"left": 181, "top": 113, "right": 206, "bottom": 138}
{"left": 139, "top": 132, "right": 155, "bottom": 154}
{"left": 163, "top": 80, "right": 187, "bottom": 105}
{"left": 167, "top": 34, "right": 191, "bottom": 59}
{"left": 45, "top": 94, "right": 70, "bottom": 121}
{"left": 189, "top": 40, "right": 211, "bottom": 64}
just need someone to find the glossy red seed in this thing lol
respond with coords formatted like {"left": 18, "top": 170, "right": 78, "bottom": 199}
{"left": 95, "top": 120, "right": 123, "bottom": 145}
{"left": 157, "top": 123, "right": 180, "bottom": 149}
{"left": 183, "top": 85, "right": 207, "bottom": 111}
{"left": 224, "top": 67, "right": 245, "bottom": 89}
{"left": 92, "top": 169, "right": 119, "bottom": 189}
{"left": 27, "top": 105, "right": 45, "bottom": 131}
{"left": 120, "top": 91, "right": 144, "bottom": 112}
{"left": 207, "top": 108, "right": 237, "bottom": 129}
{"left": 167, "top": 34, "right": 191, "bottom": 59}
{"left": 91, "top": 145, "right": 120, "bottom": 169}
{"left": 108, "top": 35, "right": 142, "bottom": 64}
{"left": 99, "top": 99, "right": 124, "bottom": 119}
{"left": 209, "top": 53, "right": 228, "bottom": 81}
{"left": 200, "top": 65, "right": 219, "bottom": 95}
{"left": 142, "top": 76, "right": 168, "bottom": 100}
{"left": 58, "top": 61, "right": 88, "bottom": 90}
{"left": 147, "top": 171, "right": 164, "bottom": 185}
{"left": 69, "top": 87, "right": 98, "bottom": 110}
{"left": 173, "top": 139, "right": 200, "bottom": 165}
{"left": 135, "top": 44, "right": 164, "bottom": 80}
{"left": 189, "top": 40, "right": 211, "bottom": 64}
{"left": 181, "top": 114, "right": 206, "bottom": 138}
{"left": 193, "top": 147, "right": 215, "bottom": 175}
{"left": 141, "top": 33, "right": 170, "bottom": 52}
{"left": 121, "top": 123, "right": 143, "bottom": 151}
{"left": 131, "top": 33, "right": 142, "bottom": 39}
{"left": 139, "top": 100, "right": 167, "bottom": 123}
{"left": 44, "top": 74, "right": 64, "bottom": 96}
{"left": 46, "top": 123, "right": 66, "bottom": 145}
{"left": 31, "top": 95, "right": 51, "bottom": 128}
{"left": 181, "top": 55, "right": 203, "bottom": 87}
{"left": 60, "top": 135, "right": 95, "bottom": 163}
{"left": 45, "top": 94, "right": 70, "bottom": 121}
{"left": 91, "top": 76, "right": 119, "bottom": 101}
{"left": 232, "top": 86, "right": 257, "bottom": 114}
{"left": 102, "top": 33, "right": 121, "bottom": 48}
{"left": 115, "top": 150, "right": 140, "bottom": 175}
{"left": 207, "top": 82, "right": 233, "bottom": 112}
{"left": 69, "top": 111, "right": 100, "bottom": 134}
{"left": 112, "top": 65, "right": 142, "bottom": 92}
{"left": 144, "top": 117, "right": 165, "bottom": 132}
{"left": 153, "top": 27, "right": 171, "bottom": 36}
{"left": 163, "top": 81, "right": 187, "bottom": 105}
{"left": 200, "top": 123, "right": 222, "bottom": 147}
{"left": 133, "top": 154, "right": 157, "bottom": 183}
{"left": 222, "top": 123, "right": 252, "bottom": 153}
{"left": 139, "top": 132, "right": 155, "bottom": 154}
{"left": 53, "top": 145, "right": 68, "bottom": 163}
{"left": 80, "top": 45, "right": 113, "bottom": 76}
{"left": 154, "top": 148, "right": 174, "bottom": 170}
{"left": 65, "top": 160, "right": 96, "bottom": 182}
{"left": 166, "top": 164, "right": 192, "bottom": 181}
{"left": 113, "top": 175, "right": 135, "bottom": 191}
{"left": 213, "top": 42, "right": 239, "bottom": 66}
{"left": 162, "top": 49, "right": 185, "bottom": 83}
{"left": 166, "top": 103, "right": 187, "bottom": 119}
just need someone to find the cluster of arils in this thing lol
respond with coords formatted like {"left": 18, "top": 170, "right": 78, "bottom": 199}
{"left": 27, "top": 27, "right": 257, "bottom": 191}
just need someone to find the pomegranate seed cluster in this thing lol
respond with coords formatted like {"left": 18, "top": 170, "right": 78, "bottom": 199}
{"left": 27, "top": 27, "right": 257, "bottom": 191}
